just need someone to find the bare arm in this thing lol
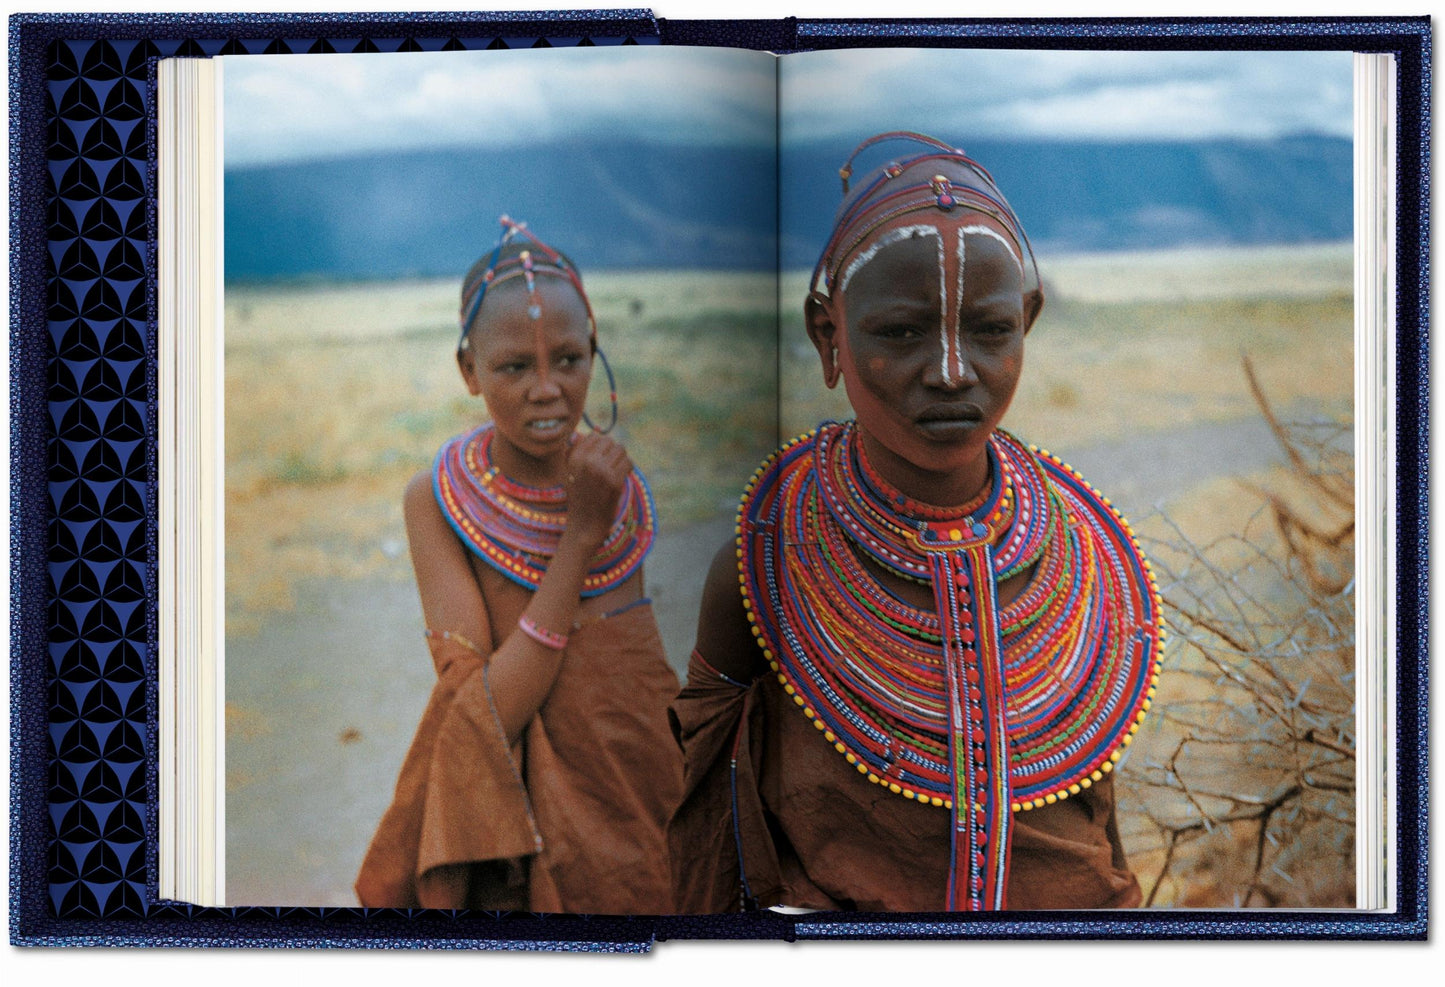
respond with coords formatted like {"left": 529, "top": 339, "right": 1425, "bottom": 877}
{"left": 405, "top": 470, "right": 492, "bottom": 675}
{"left": 405, "top": 434, "right": 633, "bottom": 744}
{"left": 690, "top": 539, "right": 766, "bottom": 686}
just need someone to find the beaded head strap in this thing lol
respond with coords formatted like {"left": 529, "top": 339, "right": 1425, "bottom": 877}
{"left": 811, "top": 131, "right": 1042, "bottom": 300}
{"left": 458, "top": 215, "right": 596, "bottom": 347}
{"left": 458, "top": 215, "right": 618, "bottom": 433}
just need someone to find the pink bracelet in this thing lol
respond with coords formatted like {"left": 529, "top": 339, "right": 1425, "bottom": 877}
{"left": 518, "top": 614, "right": 569, "bottom": 651}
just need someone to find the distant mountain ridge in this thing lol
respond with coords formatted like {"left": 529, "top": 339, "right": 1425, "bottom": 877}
{"left": 225, "top": 135, "right": 1350, "bottom": 282}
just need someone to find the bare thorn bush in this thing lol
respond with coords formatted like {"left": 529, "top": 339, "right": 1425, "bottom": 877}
{"left": 1123, "top": 357, "right": 1355, "bottom": 908}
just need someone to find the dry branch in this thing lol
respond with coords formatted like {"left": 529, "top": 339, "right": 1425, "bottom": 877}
{"left": 1121, "top": 360, "right": 1355, "bottom": 908}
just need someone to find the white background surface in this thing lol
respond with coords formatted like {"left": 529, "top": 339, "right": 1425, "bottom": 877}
{"left": 2, "top": 0, "right": 1437, "bottom": 981}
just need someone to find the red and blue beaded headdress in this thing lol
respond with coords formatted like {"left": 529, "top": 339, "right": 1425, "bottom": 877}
{"left": 458, "top": 215, "right": 617, "bottom": 433}
{"left": 810, "top": 131, "right": 1042, "bottom": 300}
{"left": 459, "top": 215, "right": 596, "bottom": 347}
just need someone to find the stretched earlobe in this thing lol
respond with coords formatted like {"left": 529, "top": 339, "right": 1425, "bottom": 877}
{"left": 582, "top": 344, "right": 618, "bottom": 434}
{"left": 805, "top": 290, "right": 844, "bottom": 391}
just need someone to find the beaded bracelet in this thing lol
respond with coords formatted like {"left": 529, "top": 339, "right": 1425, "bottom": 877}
{"left": 423, "top": 628, "right": 483, "bottom": 655}
{"left": 517, "top": 614, "right": 569, "bottom": 651}
{"left": 569, "top": 595, "right": 653, "bottom": 633}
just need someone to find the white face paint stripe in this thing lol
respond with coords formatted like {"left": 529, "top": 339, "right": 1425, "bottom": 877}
{"left": 952, "top": 227, "right": 967, "bottom": 384}
{"left": 838, "top": 223, "right": 941, "bottom": 294}
{"left": 838, "top": 223, "right": 954, "bottom": 384}
{"left": 938, "top": 226, "right": 957, "bottom": 385}
{"left": 840, "top": 220, "right": 1025, "bottom": 389}
{"left": 957, "top": 223, "right": 1024, "bottom": 275}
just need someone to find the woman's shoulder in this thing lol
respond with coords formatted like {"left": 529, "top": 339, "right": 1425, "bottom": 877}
{"left": 693, "top": 538, "right": 764, "bottom": 684}
{"left": 404, "top": 466, "right": 438, "bottom": 513}
{"left": 403, "top": 466, "right": 454, "bottom": 551}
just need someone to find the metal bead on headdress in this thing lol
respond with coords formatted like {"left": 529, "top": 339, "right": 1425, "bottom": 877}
{"left": 457, "top": 215, "right": 619, "bottom": 433}
{"left": 519, "top": 250, "right": 542, "bottom": 320}
{"left": 458, "top": 215, "right": 586, "bottom": 346}
{"left": 811, "top": 131, "right": 1041, "bottom": 298}
{"left": 931, "top": 175, "right": 956, "bottom": 210}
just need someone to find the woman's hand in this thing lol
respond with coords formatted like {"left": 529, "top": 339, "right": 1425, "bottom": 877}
{"left": 480, "top": 434, "right": 634, "bottom": 743}
{"left": 562, "top": 433, "right": 632, "bottom": 548}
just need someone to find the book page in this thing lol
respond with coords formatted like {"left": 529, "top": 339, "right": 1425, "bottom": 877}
{"left": 218, "top": 44, "right": 779, "bottom": 906}
{"left": 158, "top": 56, "right": 226, "bottom": 906}
{"left": 777, "top": 47, "right": 1362, "bottom": 909}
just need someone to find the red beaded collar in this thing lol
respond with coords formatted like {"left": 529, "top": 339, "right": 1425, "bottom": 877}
{"left": 434, "top": 423, "right": 656, "bottom": 597}
{"left": 737, "top": 422, "right": 1162, "bottom": 909}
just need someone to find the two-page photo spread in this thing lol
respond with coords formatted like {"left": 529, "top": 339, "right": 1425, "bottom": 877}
{"left": 206, "top": 43, "right": 1361, "bottom": 913}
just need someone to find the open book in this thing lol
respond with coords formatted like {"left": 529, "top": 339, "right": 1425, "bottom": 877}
{"left": 157, "top": 42, "right": 1395, "bottom": 914}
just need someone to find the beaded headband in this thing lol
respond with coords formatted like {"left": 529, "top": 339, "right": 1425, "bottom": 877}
{"left": 811, "top": 131, "right": 1041, "bottom": 299}
{"left": 458, "top": 215, "right": 598, "bottom": 348}
{"left": 458, "top": 215, "right": 617, "bottom": 433}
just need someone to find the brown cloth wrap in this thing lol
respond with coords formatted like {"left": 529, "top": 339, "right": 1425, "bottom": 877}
{"left": 356, "top": 574, "right": 681, "bottom": 913}
{"left": 668, "top": 653, "right": 1142, "bottom": 912}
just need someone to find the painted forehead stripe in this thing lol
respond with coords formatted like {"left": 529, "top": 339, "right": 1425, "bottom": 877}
{"left": 838, "top": 221, "right": 1025, "bottom": 294}
{"left": 812, "top": 131, "right": 1039, "bottom": 298}
{"left": 821, "top": 178, "right": 1031, "bottom": 294}
{"left": 839, "top": 223, "right": 940, "bottom": 293}
{"left": 959, "top": 223, "right": 1024, "bottom": 273}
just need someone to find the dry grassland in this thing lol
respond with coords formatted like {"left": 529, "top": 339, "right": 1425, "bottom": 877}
{"left": 227, "top": 246, "right": 1350, "bottom": 632}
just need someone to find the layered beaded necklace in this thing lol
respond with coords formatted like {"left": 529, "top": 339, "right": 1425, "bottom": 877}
{"left": 434, "top": 423, "right": 655, "bottom": 597}
{"left": 738, "top": 422, "right": 1161, "bottom": 910}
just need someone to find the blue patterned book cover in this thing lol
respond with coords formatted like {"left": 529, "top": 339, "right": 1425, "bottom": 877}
{"left": 7, "top": 11, "right": 1429, "bottom": 947}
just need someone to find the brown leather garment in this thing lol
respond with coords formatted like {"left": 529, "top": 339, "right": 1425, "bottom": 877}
{"left": 356, "top": 573, "right": 682, "bottom": 914}
{"left": 668, "top": 653, "right": 1142, "bottom": 913}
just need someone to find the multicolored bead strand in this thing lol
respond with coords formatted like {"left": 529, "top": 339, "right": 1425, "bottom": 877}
{"left": 459, "top": 216, "right": 598, "bottom": 348}
{"left": 737, "top": 422, "right": 1162, "bottom": 910}
{"left": 517, "top": 614, "right": 569, "bottom": 651}
{"left": 434, "top": 423, "right": 656, "bottom": 597}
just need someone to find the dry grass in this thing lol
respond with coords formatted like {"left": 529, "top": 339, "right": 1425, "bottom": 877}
{"left": 224, "top": 271, "right": 777, "bottom": 632}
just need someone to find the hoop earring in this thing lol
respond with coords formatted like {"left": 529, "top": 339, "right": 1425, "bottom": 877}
{"left": 583, "top": 344, "right": 619, "bottom": 434}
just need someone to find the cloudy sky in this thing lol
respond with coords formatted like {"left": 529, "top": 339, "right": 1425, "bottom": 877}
{"left": 781, "top": 48, "right": 1353, "bottom": 144}
{"left": 223, "top": 45, "right": 777, "bottom": 167}
{"left": 224, "top": 46, "right": 1352, "bottom": 168}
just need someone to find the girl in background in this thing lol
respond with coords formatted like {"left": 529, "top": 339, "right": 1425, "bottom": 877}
{"left": 358, "top": 217, "right": 680, "bottom": 913}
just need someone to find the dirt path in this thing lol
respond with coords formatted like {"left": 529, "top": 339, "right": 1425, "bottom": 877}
{"left": 224, "top": 414, "right": 1294, "bottom": 905}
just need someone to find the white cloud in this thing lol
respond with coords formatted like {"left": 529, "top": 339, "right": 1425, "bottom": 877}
{"left": 223, "top": 46, "right": 778, "bottom": 167}
{"left": 222, "top": 46, "right": 1353, "bottom": 168}
{"left": 780, "top": 48, "right": 1353, "bottom": 143}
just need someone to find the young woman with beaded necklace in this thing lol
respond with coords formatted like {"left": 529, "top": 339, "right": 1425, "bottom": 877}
{"left": 669, "top": 134, "right": 1163, "bottom": 913}
{"left": 356, "top": 218, "right": 681, "bottom": 913}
